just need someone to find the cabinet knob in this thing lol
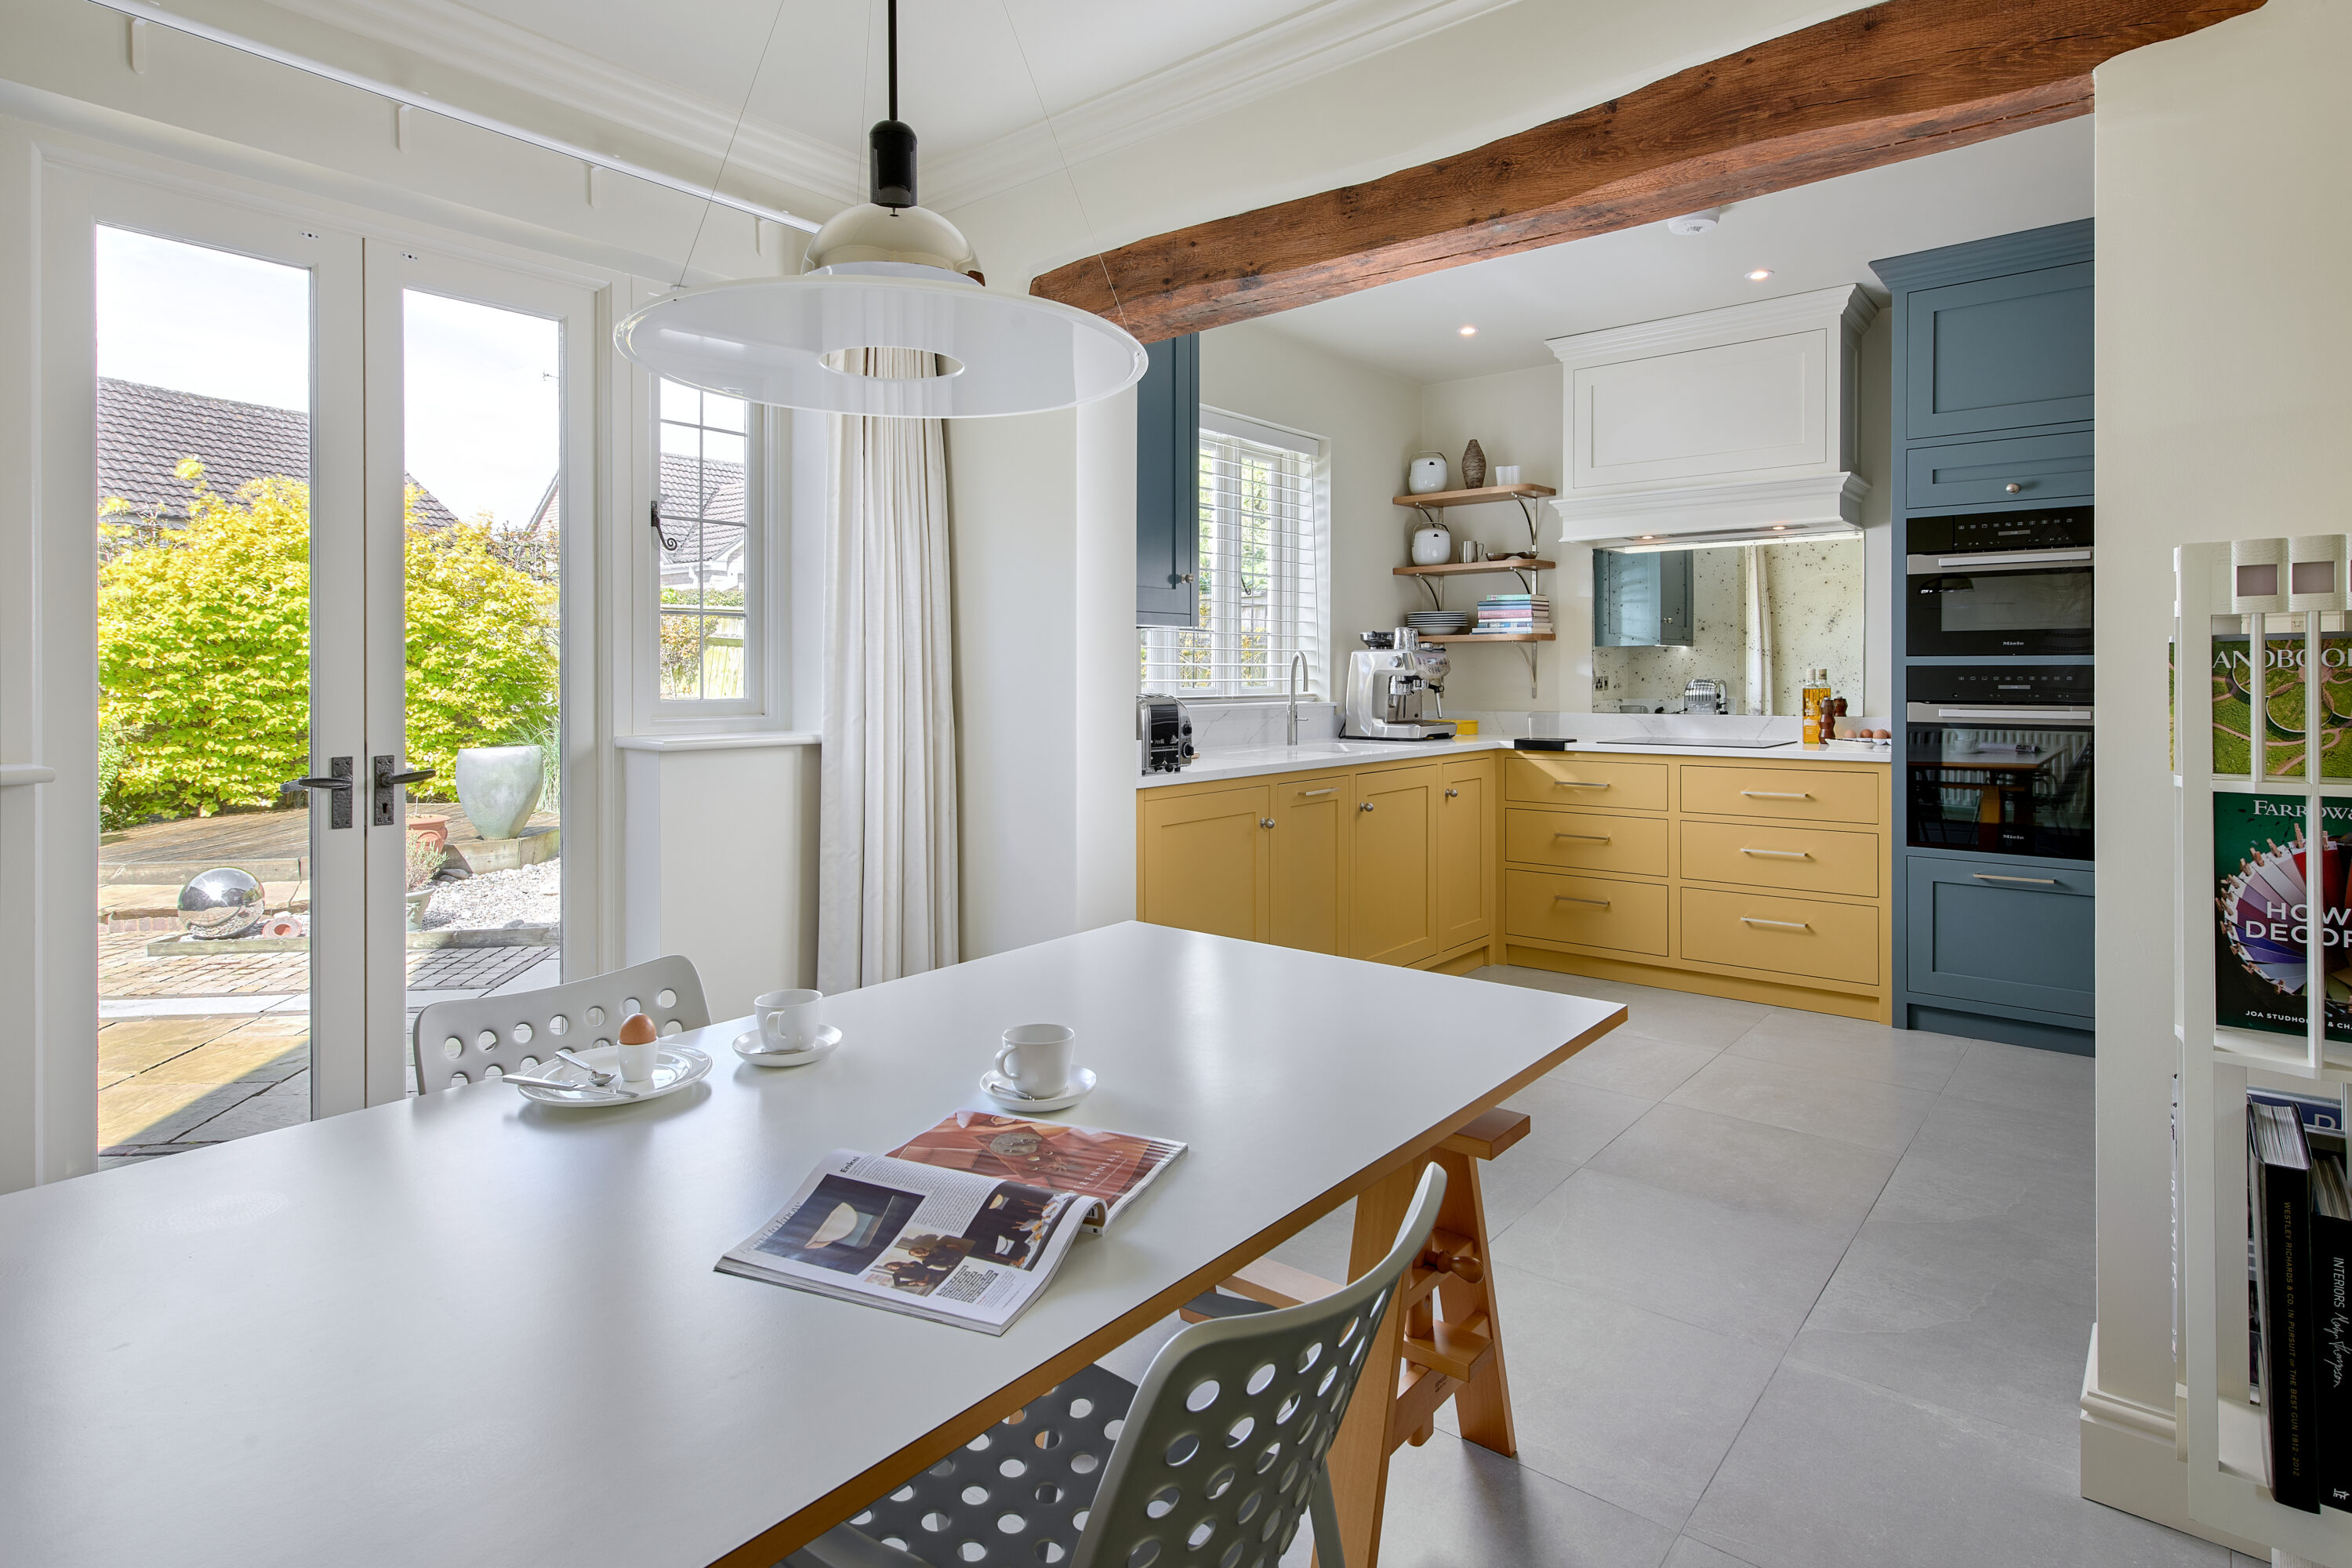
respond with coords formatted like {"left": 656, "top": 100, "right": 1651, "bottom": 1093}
{"left": 1444, "top": 787, "right": 1460, "bottom": 798}
{"left": 1260, "top": 818, "right": 1275, "bottom": 829}
{"left": 1359, "top": 801, "right": 1374, "bottom": 812}
{"left": 2004, "top": 481, "right": 2023, "bottom": 494}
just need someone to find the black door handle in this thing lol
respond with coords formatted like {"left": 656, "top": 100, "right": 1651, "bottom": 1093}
{"left": 372, "top": 756, "right": 436, "bottom": 826}
{"left": 285, "top": 755, "right": 355, "bottom": 829}
{"left": 288, "top": 775, "right": 352, "bottom": 791}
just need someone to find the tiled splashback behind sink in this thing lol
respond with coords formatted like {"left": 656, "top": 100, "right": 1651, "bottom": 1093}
{"left": 1180, "top": 701, "right": 1341, "bottom": 750}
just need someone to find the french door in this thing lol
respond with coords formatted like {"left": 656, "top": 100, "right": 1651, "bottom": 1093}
{"left": 29, "top": 165, "right": 597, "bottom": 1179}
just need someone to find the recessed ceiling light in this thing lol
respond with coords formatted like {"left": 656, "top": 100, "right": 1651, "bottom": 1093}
{"left": 1745, "top": 268, "right": 1773, "bottom": 282}
{"left": 1639, "top": 535, "right": 1658, "bottom": 541}
{"left": 1770, "top": 524, "right": 1788, "bottom": 530}
{"left": 1458, "top": 325, "right": 1477, "bottom": 336}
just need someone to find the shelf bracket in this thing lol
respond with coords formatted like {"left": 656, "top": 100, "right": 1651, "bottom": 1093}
{"left": 1520, "top": 643, "right": 1537, "bottom": 699}
{"left": 1417, "top": 575, "right": 1444, "bottom": 611}
{"left": 1513, "top": 495, "right": 1540, "bottom": 554}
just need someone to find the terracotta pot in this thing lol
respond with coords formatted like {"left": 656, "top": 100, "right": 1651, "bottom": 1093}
{"left": 405, "top": 815, "right": 449, "bottom": 853}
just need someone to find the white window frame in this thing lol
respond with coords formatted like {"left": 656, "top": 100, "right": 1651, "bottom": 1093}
{"left": 1139, "top": 408, "right": 1328, "bottom": 701}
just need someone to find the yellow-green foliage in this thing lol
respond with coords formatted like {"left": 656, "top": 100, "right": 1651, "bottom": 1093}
{"left": 98, "top": 466, "right": 556, "bottom": 818}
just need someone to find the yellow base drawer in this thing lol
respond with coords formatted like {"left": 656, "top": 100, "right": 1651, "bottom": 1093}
{"left": 1506, "top": 808, "right": 1668, "bottom": 877}
{"left": 1505, "top": 869, "right": 1668, "bottom": 956}
{"left": 1680, "top": 887, "right": 1879, "bottom": 985}
{"left": 1679, "top": 819, "right": 1880, "bottom": 898}
{"left": 1680, "top": 763, "right": 1878, "bottom": 825}
{"left": 1508, "top": 754, "right": 1668, "bottom": 811}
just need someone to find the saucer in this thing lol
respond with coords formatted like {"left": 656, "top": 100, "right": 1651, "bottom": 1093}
{"left": 513, "top": 1044, "right": 710, "bottom": 1105}
{"left": 979, "top": 1065, "right": 1096, "bottom": 1112}
{"left": 733, "top": 1024, "right": 842, "bottom": 1067}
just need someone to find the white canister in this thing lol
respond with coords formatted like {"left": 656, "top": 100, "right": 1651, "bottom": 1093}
{"left": 1406, "top": 452, "right": 1449, "bottom": 495}
{"left": 1410, "top": 524, "right": 1454, "bottom": 565}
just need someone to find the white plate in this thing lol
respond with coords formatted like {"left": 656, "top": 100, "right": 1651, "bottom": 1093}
{"left": 512, "top": 1043, "right": 711, "bottom": 1105}
{"left": 733, "top": 1024, "right": 842, "bottom": 1067}
{"left": 979, "top": 1065, "right": 1097, "bottom": 1112}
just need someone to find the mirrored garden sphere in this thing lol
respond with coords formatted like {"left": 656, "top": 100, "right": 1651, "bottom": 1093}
{"left": 179, "top": 867, "right": 265, "bottom": 938}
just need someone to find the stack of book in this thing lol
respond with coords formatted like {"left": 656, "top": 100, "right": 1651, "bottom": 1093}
{"left": 2248, "top": 1094, "right": 2352, "bottom": 1512}
{"left": 1474, "top": 593, "right": 1552, "bottom": 635}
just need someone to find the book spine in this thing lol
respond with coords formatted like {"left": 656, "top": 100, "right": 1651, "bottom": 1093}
{"left": 2262, "top": 1155, "right": 2324, "bottom": 1511}
{"left": 2318, "top": 1209, "right": 2352, "bottom": 1510}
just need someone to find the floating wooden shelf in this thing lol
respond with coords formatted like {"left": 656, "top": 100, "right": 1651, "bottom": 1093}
{"left": 1392, "top": 558, "right": 1555, "bottom": 577}
{"left": 1392, "top": 483, "right": 1557, "bottom": 508}
{"left": 1413, "top": 631, "right": 1554, "bottom": 644}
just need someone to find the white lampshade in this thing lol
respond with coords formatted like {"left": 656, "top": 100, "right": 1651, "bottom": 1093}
{"left": 614, "top": 264, "right": 1146, "bottom": 419}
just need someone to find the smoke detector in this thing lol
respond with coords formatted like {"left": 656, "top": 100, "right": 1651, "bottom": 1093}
{"left": 1664, "top": 209, "right": 1722, "bottom": 236}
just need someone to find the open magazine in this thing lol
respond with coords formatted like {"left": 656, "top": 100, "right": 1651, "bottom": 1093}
{"left": 717, "top": 1114, "right": 1185, "bottom": 1334}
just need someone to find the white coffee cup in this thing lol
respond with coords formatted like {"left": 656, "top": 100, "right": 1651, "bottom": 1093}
{"left": 994, "top": 1023, "right": 1076, "bottom": 1098}
{"left": 756, "top": 989, "right": 825, "bottom": 1052}
{"left": 1494, "top": 464, "right": 1522, "bottom": 486}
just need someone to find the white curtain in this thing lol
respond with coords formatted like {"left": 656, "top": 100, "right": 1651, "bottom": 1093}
{"left": 1741, "top": 543, "right": 1775, "bottom": 716}
{"left": 818, "top": 349, "right": 958, "bottom": 992}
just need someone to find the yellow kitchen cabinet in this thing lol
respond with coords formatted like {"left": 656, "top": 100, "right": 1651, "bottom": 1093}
{"left": 1269, "top": 771, "right": 1349, "bottom": 954}
{"left": 1436, "top": 757, "right": 1496, "bottom": 954}
{"left": 1504, "top": 806, "right": 1668, "bottom": 877}
{"left": 1351, "top": 763, "right": 1440, "bottom": 966}
{"left": 1138, "top": 782, "right": 1269, "bottom": 942}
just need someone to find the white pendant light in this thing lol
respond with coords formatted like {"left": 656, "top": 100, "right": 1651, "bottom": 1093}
{"left": 614, "top": 0, "right": 1145, "bottom": 418}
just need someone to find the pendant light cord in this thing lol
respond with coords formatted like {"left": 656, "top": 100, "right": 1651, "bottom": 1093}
{"left": 887, "top": 0, "right": 898, "bottom": 122}
{"left": 996, "top": 0, "right": 1131, "bottom": 332}
{"left": 677, "top": 0, "right": 792, "bottom": 287}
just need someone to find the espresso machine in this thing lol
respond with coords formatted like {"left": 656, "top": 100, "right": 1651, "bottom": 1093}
{"left": 1341, "top": 630, "right": 1457, "bottom": 740}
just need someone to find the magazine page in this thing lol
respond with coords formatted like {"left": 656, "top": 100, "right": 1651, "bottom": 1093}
{"left": 717, "top": 1149, "right": 1091, "bottom": 1334}
{"left": 887, "top": 1111, "right": 1188, "bottom": 1231}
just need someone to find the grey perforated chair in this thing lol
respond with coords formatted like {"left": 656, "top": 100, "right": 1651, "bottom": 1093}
{"left": 408, "top": 954, "right": 710, "bottom": 1093}
{"left": 785, "top": 1162, "right": 1446, "bottom": 1568}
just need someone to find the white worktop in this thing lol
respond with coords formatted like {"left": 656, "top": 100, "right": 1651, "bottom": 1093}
{"left": 1140, "top": 731, "right": 1890, "bottom": 788}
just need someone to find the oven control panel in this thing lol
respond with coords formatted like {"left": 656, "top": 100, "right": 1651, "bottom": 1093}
{"left": 1907, "top": 506, "right": 2092, "bottom": 556}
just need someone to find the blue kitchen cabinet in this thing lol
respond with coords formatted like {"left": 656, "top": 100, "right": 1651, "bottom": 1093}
{"left": 1136, "top": 333, "right": 1200, "bottom": 626}
{"left": 1905, "top": 855, "right": 2095, "bottom": 1029}
{"left": 1902, "top": 261, "right": 2094, "bottom": 439}
{"left": 1592, "top": 549, "right": 1693, "bottom": 648}
{"left": 1904, "top": 427, "right": 2095, "bottom": 511}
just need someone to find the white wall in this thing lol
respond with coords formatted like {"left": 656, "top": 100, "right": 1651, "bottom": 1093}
{"left": 2084, "top": 0, "right": 2347, "bottom": 1545}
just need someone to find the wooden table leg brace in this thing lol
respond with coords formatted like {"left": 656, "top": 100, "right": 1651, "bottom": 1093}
{"left": 1188, "top": 1109, "right": 1526, "bottom": 1568}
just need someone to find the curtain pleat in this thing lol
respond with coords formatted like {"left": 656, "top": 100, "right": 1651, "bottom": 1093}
{"left": 818, "top": 349, "right": 958, "bottom": 992}
{"left": 1742, "top": 543, "right": 1774, "bottom": 717}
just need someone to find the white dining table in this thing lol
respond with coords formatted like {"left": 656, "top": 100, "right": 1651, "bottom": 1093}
{"left": 0, "top": 921, "right": 1620, "bottom": 1568}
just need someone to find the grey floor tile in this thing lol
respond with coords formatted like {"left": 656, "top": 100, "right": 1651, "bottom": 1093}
{"left": 1503, "top": 1079, "right": 1654, "bottom": 1167}
{"left": 1941, "top": 1036, "right": 2096, "bottom": 1115}
{"left": 1264, "top": 1201, "right": 1354, "bottom": 1283}
{"left": 1475, "top": 1149, "right": 1581, "bottom": 1236}
{"left": 1867, "top": 1092, "right": 2091, "bottom": 1243}
{"left": 1373, "top": 1430, "right": 1678, "bottom": 1568}
{"left": 1479, "top": 968, "right": 1769, "bottom": 1051}
{"left": 1664, "top": 1540, "right": 1761, "bottom": 1568}
{"left": 1458, "top": 1264, "right": 1780, "bottom": 1530}
{"left": 1585, "top": 1102, "right": 1898, "bottom": 1235}
{"left": 1685, "top": 1364, "right": 2229, "bottom": 1568}
{"left": 1494, "top": 1168, "right": 1851, "bottom": 1348}
{"left": 1548, "top": 1029, "right": 1722, "bottom": 1102}
{"left": 1727, "top": 1010, "right": 1969, "bottom": 1092}
{"left": 1666, "top": 1054, "right": 1936, "bottom": 1156}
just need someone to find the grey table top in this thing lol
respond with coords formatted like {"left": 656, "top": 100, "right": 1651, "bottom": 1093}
{"left": 0, "top": 922, "right": 1619, "bottom": 1567}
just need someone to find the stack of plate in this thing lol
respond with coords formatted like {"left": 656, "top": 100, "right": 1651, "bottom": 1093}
{"left": 1405, "top": 611, "right": 1472, "bottom": 636}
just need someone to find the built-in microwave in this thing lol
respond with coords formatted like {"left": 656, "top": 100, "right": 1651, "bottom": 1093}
{"left": 1906, "top": 506, "right": 2093, "bottom": 658}
{"left": 1905, "top": 666, "right": 2093, "bottom": 861}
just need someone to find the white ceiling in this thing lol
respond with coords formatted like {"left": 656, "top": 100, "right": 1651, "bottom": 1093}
{"left": 1249, "top": 117, "right": 2097, "bottom": 384}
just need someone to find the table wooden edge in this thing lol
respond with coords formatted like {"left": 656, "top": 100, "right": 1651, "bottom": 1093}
{"left": 712, "top": 1002, "right": 1627, "bottom": 1567}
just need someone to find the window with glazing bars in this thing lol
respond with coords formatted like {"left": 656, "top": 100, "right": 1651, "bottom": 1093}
{"left": 656, "top": 378, "right": 752, "bottom": 702}
{"left": 1138, "top": 416, "right": 1323, "bottom": 697}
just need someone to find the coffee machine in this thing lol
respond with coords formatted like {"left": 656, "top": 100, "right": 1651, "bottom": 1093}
{"left": 1341, "top": 630, "right": 1457, "bottom": 740}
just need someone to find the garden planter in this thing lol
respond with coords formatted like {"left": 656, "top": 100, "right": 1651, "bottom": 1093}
{"left": 405, "top": 887, "right": 434, "bottom": 930}
{"left": 452, "top": 745, "right": 544, "bottom": 840}
{"left": 405, "top": 814, "right": 449, "bottom": 854}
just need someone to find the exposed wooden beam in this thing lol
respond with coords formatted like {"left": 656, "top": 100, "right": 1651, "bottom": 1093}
{"left": 1033, "top": 0, "right": 2262, "bottom": 342}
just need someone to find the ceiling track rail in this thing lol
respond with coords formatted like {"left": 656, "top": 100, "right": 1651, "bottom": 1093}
{"left": 90, "top": 1, "right": 825, "bottom": 235}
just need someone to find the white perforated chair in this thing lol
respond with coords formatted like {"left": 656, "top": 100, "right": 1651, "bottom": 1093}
{"left": 409, "top": 955, "right": 710, "bottom": 1092}
{"left": 784, "top": 1163, "right": 1446, "bottom": 1568}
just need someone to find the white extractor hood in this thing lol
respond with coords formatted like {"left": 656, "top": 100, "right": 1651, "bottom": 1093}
{"left": 1545, "top": 285, "right": 1877, "bottom": 550}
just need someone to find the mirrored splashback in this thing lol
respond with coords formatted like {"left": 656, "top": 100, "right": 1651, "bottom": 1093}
{"left": 1590, "top": 537, "right": 1864, "bottom": 714}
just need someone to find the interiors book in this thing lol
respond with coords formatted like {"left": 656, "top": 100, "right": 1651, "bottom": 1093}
{"left": 2214, "top": 792, "right": 2352, "bottom": 1043}
{"left": 717, "top": 1116, "right": 1185, "bottom": 1334}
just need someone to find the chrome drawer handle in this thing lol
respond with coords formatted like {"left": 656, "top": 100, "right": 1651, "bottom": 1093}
{"left": 1740, "top": 916, "right": 1812, "bottom": 931}
{"left": 1740, "top": 848, "right": 1812, "bottom": 860}
{"left": 1261, "top": 818, "right": 1275, "bottom": 829}
{"left": 1299, "top": 788, "right": 1338, "bottom": 799}
{"left": 1553, "top": 833, "right": 1611, "bottom": 843}
{"left": 1554, "top": 895, "right": 1610, "bottom": 908}
{"left": 1972, "top": 873, "right": 2057, "bottom": 885}
{"left": 1359, "top": 801, "right": 1374, "bottom": 812}
{"left": 1740, "top": 790, "right": 1812, "bottom": 800}
{"left": 1554, "top": 780, "right": 1611, "bottom": 789}
{"left": 1445, "top": 787, "right": 1460, "bottom": 798}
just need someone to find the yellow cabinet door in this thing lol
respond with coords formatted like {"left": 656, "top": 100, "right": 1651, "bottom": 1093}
{"left": 1436, "top": 757, "right": 1495, "bottom": 952}
{"left": 1138, "top": 783, "right": 1270, "bottom": 942}
{"left": 1269, "top": 772, "right": 1349, "bottom": 954}
{"left": 1350, "top": 763, "right": 1439, "bottom": 966}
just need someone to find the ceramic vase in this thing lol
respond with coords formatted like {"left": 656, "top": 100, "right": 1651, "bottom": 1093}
{"left": 452, "top": 744, "right": 545, "bottom": 840}
{"left": 1406, "top": 452, "right": 1449, "bottom": 494}
{"left": 1461, "top": 439, "right": 1487, "bottom": 489}
{"left": 1410, "top": 524, "right": 1454, "bottom": 565}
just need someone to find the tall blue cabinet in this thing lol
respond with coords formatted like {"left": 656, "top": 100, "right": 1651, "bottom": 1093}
{"left": 1873, "top": 220, "right": 2096, "bottom": 1055}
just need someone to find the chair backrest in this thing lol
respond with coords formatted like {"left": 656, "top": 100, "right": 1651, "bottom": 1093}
{"left": 1071, "top": 1163, "right": 1446, "bottom": 1568}
{"left": 409, "top": 955, "right": 710, "bottom": 1093}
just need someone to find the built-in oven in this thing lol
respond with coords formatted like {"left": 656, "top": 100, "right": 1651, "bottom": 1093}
{"left": 1905, "top": 666, "right": 2093, "bottom": 861}
{"left": 1906, "top": 506, "right": 2093, "bottom": 658}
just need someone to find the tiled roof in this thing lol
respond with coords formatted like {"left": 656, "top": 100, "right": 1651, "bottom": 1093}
{"left": 97, "top": 378, "right": 463, "bottom": 528}
{"left": 529, "top": 450, "right": 746, "bottom": 575}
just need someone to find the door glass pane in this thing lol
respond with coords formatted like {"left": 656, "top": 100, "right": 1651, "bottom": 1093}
{"left": 400, "top": 290, "right": 564, "bottom": 1064}
{"left": 93, "top": 226, "right": 315, "bottom": 1167}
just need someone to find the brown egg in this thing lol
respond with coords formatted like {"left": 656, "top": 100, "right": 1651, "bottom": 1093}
{"left": 618, "top": 1012, "right": 658, "bottom": 1046}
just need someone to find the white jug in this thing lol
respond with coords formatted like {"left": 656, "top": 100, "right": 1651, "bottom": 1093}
{"left": 1406, "top": 452, "right": 1449, "bottom": 495}
{"left": 1410, "top": 524, "right": 1454, "bottom": 565}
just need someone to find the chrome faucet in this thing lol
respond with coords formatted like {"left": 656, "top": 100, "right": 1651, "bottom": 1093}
{"left": 1288, "top": 652, "right": 1307, "bottom": 745}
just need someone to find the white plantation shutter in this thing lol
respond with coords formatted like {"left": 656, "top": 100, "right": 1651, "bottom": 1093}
{"left": 1138, "top": 412, "right": 1324, "bottom": 697}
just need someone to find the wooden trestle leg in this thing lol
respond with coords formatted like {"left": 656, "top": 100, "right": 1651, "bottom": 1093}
{"left": 1184, "top": 1108, "right": 1528, "bottom": 1568}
